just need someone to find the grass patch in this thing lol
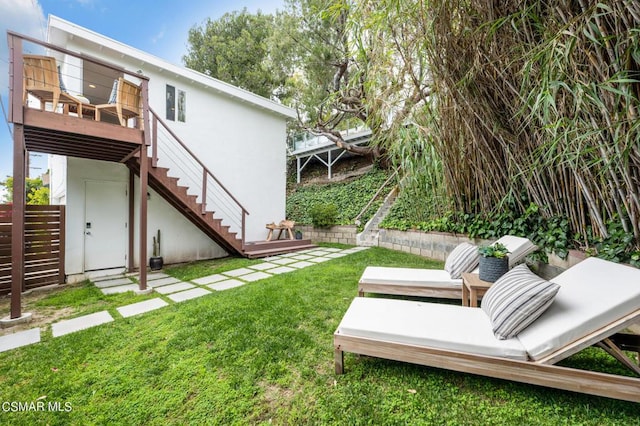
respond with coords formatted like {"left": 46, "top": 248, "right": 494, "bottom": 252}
{"left": 0, "top": 247, "right": 637, "bottom": 424}
{"left": 0, "top": 281, "right": 157, "bottom": 338}
{"left": 165, "top": 256, "right": 263, "bottom": 281}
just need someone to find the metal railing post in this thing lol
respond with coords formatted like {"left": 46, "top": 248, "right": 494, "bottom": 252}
{"left": 201, "top": 169, "right": 207, "bottom": 214}
{"left": 152, "top": 115, "right": 158, "bottom": 167}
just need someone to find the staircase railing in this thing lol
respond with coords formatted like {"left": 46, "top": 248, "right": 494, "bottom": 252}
{"left": 354, "top": 170, "right": 398, "bottom": 226}
{"left": 148, "top": 108, "right": 249, "bottom": 245}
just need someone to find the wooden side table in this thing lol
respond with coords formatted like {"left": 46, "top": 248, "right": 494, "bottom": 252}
{"left": 461, "top": 273, "right": 493, "bottom": 307}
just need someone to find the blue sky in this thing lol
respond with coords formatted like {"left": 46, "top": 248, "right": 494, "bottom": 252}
{"left": 0, "top": 0, "right": 284, "bottom": 200}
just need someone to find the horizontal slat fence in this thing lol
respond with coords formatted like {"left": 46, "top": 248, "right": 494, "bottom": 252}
{"left": 0, "top": 205, "right": 65, "bottom": 294}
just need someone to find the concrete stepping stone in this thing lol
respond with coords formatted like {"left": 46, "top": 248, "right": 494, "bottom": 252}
{"left": 117, "top": 299, "right": 169, "bottom": 318}
{"left": 52, "top": 311, "right": 114, "bottom": 337}
{"left": 248, "top": 263, "right": 278, "bottom": 271}
{"left": 0, "top": 328, "right": 41, "bottom": 353}
{"left": 94, "top": 277, "right": 133, "bottom": 288}
{"left": 147, "top": 272, "right": 171, "bottom": 280}
{"left": 307, "top": 257, "right": 331, "bottom": 263}
{"left": 192, "top": 274, "right": 228, "bottom": 285}
{"left": 101, "top": 284, "right": 140, "bottom": 295}
{"left": 271, "top": 258, "right": 297, "bottom": 265}
{"left": 262, "top": 256, "right": 283, "bottom": 261}
{"left": 167, "top": 288, "right": 211, "bottom": 303}
{"left": 322, "top": 248, "right": 342, "bottom": 252}
{"left": 153, "top": 282, "right": 195, "bottom": 295}
{"left": 341, "top": 248, "right": 363, "bottom": 254}
{"left": 288, "top": 261, "right": 314, "bottom": 269}
{"left": 278, "top": 252, "right": 300, "bottom": 258}
{"left": 306, "top": 250, "right": 330, "bottom": 256}
{"left": 207, "top": 279, "right": 245, "bottom": 291}
{"left": 239, "top": 271, "right": 271, "bottom": 282}
{"left": 223, "top": 268, "right": 255, "bottom": 277}
{"left": 268, "top": 266, "right": 295, "bottom": 275}
{"left": 324, "top": 252, "right": 348, "bottom": 259}
{"left": 291, "top": 254, "right": 313, "bottom": 260}
{"left": 147, "top": 277, "right": 181, "bottom": 287}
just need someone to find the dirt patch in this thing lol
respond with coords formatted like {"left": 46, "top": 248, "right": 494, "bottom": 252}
{"left": 0, "top": 284, "right": 80, "bottom": 336}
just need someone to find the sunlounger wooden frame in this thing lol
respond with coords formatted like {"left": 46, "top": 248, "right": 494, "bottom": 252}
{"left": 358, "top": 281, "right": 461, "bottom": 299}
{"left": 334, "top": 308, "right": 640, "bottom": 402}
{"left": 358, "top": 236, "right": 538, "bottom": 299}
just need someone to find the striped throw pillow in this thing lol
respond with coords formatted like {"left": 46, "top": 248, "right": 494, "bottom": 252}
{"left": 444, "top": 243, "right": 480, "bottom": 279}
{"left": 57, "top": 66, "right": 68, "bottom": 93}
{"left": 108, "top": 79, "right": 119, "bottom": 104}
{"left": 481, "top": 264, "right": 560, "bottom": 340}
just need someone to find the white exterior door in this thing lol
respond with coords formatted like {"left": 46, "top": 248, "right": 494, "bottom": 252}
{"left": 84, "top": 181, "right": 127, "bottom": 271}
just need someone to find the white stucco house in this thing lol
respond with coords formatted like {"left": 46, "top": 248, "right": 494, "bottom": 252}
{"left": 43, "top": 16, "right": 297, "bottom": 282}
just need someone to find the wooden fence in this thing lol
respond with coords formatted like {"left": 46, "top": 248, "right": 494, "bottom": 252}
{"left": 0, "top": 205, "right": 65, "bottom": 294}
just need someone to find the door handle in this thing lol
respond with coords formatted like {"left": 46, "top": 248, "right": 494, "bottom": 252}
{"left": 86, "top": 231, "right": 92, "bottom": 235}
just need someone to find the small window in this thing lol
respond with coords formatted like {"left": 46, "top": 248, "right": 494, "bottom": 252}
{"left": 166, "top": 84, "right": 175, "bottom": 121}
{"left": 178, "top": 89, "right": 186, "bottom": 122}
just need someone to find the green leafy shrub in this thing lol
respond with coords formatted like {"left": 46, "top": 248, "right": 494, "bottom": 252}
{"left": 309, "top": 203, "right": 338, "bottom": 228}
{"left": 380, "top": 190, "right": 640, "bottom": 265}
{"left": 478, "top": 242, "right": 510, "bottom": 259}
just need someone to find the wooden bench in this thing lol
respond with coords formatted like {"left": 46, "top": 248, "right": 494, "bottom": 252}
{"left": 266, "top": 220, "right": 295, "bottom": 241}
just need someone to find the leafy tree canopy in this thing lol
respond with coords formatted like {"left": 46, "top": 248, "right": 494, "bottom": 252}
{"left": 183, "top": 8, "right": 289, "bottom": 100}
{"left": 0, "top": 176, "right": 50, "bottom": 205}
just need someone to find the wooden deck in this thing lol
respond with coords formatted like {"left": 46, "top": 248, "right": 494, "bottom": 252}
{"left": 22, "top": 108, "right": 143, "bottom": 162}
{"left": 243, "top": 239, "right": 316, "bottom": 258}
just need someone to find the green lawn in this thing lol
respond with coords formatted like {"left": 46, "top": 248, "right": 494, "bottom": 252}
{"left": 0, "top": 246, "right": 637, "bottom": 425}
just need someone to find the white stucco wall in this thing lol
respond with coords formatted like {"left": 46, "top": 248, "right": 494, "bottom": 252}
{"left": 48, "top": 155, "right": 67, "bottom": 204}
{"left": 48, "top": 17, "right": 291, "bottom": 245}
{"left": 62, "top": 158, "right": 227, "bottom": 277}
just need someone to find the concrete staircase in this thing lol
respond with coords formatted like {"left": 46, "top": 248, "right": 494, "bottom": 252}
{"left": 356, "top": 186, "right": 398, "bottom": 247}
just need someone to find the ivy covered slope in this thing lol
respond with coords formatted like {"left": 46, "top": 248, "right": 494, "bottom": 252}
{"left": 286, "top": 168, "right": 390, "bottom": 226}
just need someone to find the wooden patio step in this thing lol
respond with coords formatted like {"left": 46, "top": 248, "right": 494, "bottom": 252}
{"left": 242, "top": 239, "right": 316, "bottom": 258}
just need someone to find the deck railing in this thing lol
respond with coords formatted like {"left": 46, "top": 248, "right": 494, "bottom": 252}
{"left": 8, "top": 31, "right": 149, "bottom": 127}
{"left": 287, "top": 124, "right": 371, "bottom": 154}
{"left": 148, "top": 108, "right": 248, "bottom": 244}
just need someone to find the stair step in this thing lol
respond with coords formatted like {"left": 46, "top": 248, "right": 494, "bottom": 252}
{"left": 243, "top": 242, "right": 317, "bottom": 258}
{"left": 129, "top": 156, "right": 245, "bottom": 256}
{"left": 243, "top": 239, "right": 313, "bottom": 252}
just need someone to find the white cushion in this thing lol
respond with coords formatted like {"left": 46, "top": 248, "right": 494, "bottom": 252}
{"left": 518, "top": 257, "right": 640, "bottom": 360}
{"left": 493, "top": 235, "right": 537, "bottom": 267}
{"left": 336, "top": 297, "right": 528, "bottom": 360}
{"left": 360, "top": 266, "right": 461, "bottom": 289}
{"left": 358, "top": 236, "right": 535, "bottom": 290}
{"left": 444, "top": 242, "right": 479, "bottom": 279}
{"left": 482, "top": 264, "right": 560, "bottom": 339}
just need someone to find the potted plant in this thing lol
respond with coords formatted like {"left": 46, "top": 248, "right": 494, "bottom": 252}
{"left": 149, "top": 229, "right": 163, "bottom": 270}
{"left": 478, "top": 242, "right": 510, "bottom": 282}
{"left": 294, "top": 229, "right": 303, "bottom": 240}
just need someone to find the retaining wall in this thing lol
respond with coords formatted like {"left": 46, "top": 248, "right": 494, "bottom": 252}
{"left": 300, "top": 225, "right": 586, "bottom": 273}
{"left": 297, "top": 225, "right": 358, "bottom": 246}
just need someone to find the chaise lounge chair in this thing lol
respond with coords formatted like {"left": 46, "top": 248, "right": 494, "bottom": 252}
{"left": 358, "top": 235, "right": 538, "bottom": 298}
{"left": 335, "top": 257, "right": 640, "bottom": 402}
